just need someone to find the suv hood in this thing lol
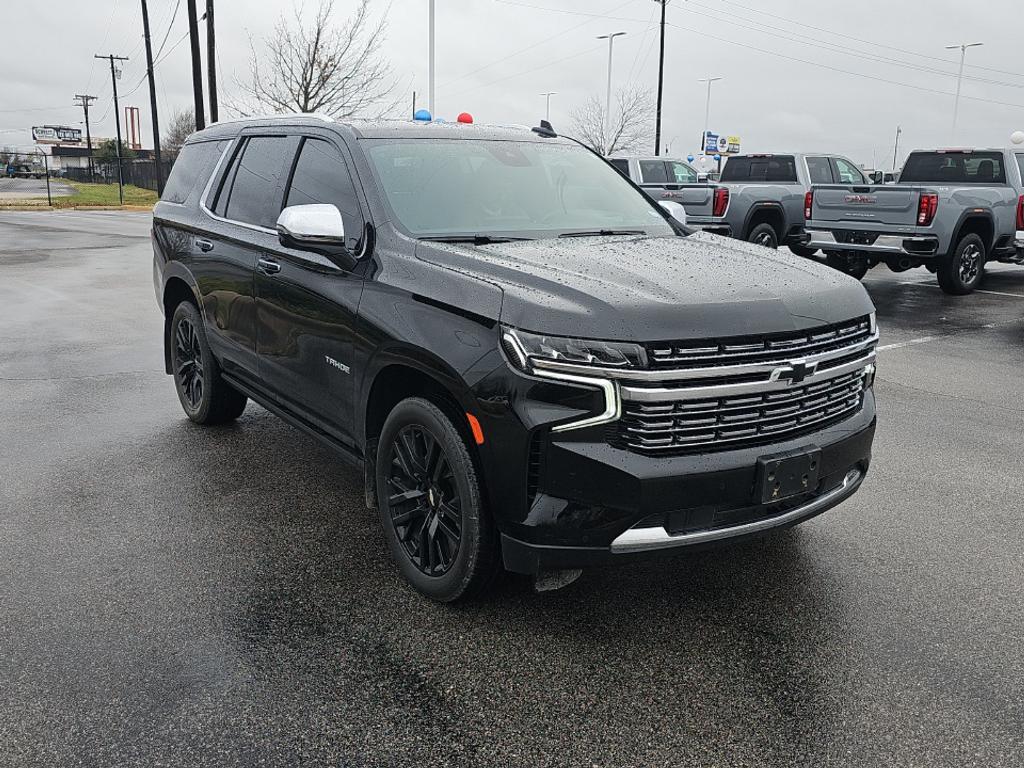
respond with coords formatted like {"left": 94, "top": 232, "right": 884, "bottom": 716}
{"left": 418, "top": 232, "right": 874, "bottom": 342}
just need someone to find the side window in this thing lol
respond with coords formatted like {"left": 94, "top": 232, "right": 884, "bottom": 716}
{"left": 608, "top": 158, "right": 630, "bottom": 178}
{"left": 161, "top": 140, "right": 228, "bottom": 204}
{"left": 805, "top": 156, "right": 834, "bottom": 185}
{"left": 222, "top": 135, "right": 300, "bottom": 229}
{"left": 285, "top": 138, "right": 366, "bottom": 252}
{"left": 833, "top": 157, "right": 866, "bottom": 185}
{"left": 639, "top": 160, "right": 668, "bottom": 184}
{"left": 666, "top": 161, "right": 697, "bottom": 184}
{"left": 1016, "top": 154, "right": 1024, "bottom": 186}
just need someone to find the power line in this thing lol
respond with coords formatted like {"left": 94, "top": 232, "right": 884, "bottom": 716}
{"left": 447, "top": 43, "right": 606, "bottom": 98}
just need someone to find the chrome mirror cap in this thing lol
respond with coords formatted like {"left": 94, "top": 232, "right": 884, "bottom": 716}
{"left": 659, "top": 200, "right": 687, "bottom": 226}
{"left": 276, "top": 204, "right": 345, "bottom": 245}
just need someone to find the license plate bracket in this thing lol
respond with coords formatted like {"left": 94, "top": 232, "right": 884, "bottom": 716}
{"left": 756, "top": 448, "right": 822, "bottom": 504}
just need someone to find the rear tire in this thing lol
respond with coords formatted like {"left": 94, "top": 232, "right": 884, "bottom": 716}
{"left": 376, "top": 397, "right": 498, "bottom": 602}
{"left": 170, "top": 301, "right": 248, "bottom": 424}
{"left": 747, "top": 222, "right": 778, "bottom": 249}
{"left": 937, "top": 233, "right": 985, "bottom": 295}
{"left": 825, "top": 250, "right": 870, "bottom": 280}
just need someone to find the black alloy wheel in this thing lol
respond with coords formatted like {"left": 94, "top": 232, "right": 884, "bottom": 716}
{"left": 174, "top": 315, "right": 204, "bottom": 411}
{"left": 748, "top": 222, "right": 779, "bottom": 249}
{"left": 385, "top": 424, "right": 464, "bottom": 577}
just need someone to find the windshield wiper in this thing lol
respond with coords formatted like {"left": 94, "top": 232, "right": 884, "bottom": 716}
{"left": 557, "top": 229, "right": 646, "bottom": 238}
{"left": 419, "top": 235, "right": 532, "bottom": 245}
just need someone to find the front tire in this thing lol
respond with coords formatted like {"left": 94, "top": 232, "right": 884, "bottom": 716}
{"left": 747, "top": 222, "right": 778, "bottom": 249}
{"left": 376, "top": 398, "right": 498, "bottom": 602}
{"left": 170, "top": 301, "right": 247, "bottom": 424}
{"left": 937, "top": 233, "right": 985, "bottom": 295}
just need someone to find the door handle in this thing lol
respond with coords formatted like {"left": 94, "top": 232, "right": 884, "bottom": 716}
{"left": 195, "top": 238, "right": 214, "bottom": 253}
{"left": 257, "top": 257, "right": 282, "bottom": 275}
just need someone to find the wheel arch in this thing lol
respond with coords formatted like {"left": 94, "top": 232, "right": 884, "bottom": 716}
{"left": 359, "top": 352, "right": 483, "bottom": 510}
{"left": 950, "top": 211, "right": 995, "bottom": 257}
{"left": 743, "top": 202, "right": 786, "bottom": 240}
{"left": 161, "top": 274, "right": 201, "bottom": 375}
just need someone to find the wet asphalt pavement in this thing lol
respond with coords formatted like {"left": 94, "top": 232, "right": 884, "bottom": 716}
{"left": 1, "top": 211, "right": 1022, "bottom": 767}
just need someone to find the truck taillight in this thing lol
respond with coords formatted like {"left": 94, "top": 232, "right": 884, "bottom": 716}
{"left": 917, "top": 193, "right": 938, "bottom": 226}
{"left": 712, "top": 187, "right": 729, "bottom": 217}
{"left": 804, "top": 190, "right": 813, "bottom": 220}
{"left": 1017, "top": 195, "right": 1024, "bottom": 230}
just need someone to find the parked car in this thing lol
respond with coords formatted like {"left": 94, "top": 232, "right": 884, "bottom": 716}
{"left": 687, "top": 152, "right": 868, "bottom": 257}
{"left": 152, "top": 115, "right": 878, "bottom": 601}
{"left": 10, "top": 164, "right": 44, "bottom": 179}
{"left": 805, "top": 148, "right": 1024, "bottom": 293}
{"left": 608, "top": 155, "right": 706, "bottom": 201}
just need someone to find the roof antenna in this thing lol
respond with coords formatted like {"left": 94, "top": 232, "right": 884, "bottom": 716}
{"left": 532, "top": 119, "right": 557, "bottom": 138}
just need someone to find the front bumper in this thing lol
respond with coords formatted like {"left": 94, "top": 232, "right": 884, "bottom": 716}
{"left": 805, "top": 228, "right": 939, "bottom": 257}
{"left": 500, "top": 404, "right": 875, "bottom": 575}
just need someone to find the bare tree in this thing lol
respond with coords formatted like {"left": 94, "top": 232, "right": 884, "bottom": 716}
{"left": 570, "top": 87, "right": 654, "bottom": 157}
{"left": 235, "top": 0, "right": 397, "bottom": 119}
{"left": 162, "top": 109, "right": 195, "bottom": 156}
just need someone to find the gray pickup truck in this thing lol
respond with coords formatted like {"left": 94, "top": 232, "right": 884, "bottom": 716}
{"left": 806, "top": 148, "right": 1024, "bottom": 294}
{"left": 607, "top": 155, "right": 715, "bottom": 217}
{"left": 684, "top": 152, "right": 867, "bottom": 256}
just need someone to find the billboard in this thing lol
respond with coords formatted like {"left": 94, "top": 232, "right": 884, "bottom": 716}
{"left": 32, "top": 126, "right": 83, "bottom": 144}
{"left": 703, "top": 131, "right": 741, "bottom": 156}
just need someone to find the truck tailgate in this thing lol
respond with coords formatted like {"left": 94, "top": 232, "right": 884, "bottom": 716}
{"left": 812, "top": 185, "right": 924, "bottom": 226}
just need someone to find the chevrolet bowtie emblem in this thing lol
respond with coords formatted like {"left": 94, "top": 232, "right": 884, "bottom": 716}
{"left": 773, "top": 359, "right": 818, "bottom": 385}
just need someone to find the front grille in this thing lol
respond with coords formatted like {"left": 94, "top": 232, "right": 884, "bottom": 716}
{"left": 614, "top": 370, "right": 866, "bottom": 455}
{"left": 648, "top": 316, "right": 872, "bottom": 369}
{"left": 833, "top": 230, "right": 879, "bottom": 246}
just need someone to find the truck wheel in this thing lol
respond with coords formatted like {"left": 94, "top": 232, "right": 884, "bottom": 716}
{"left": 825, "top": 251, "right": 869, "bottom": 280}
{"left": 748, "top": 223, "right": 778, "bottom": 249}
{"left": 376, "top": 397, "right": 498, "bottom": 602}
{"left": 788, "top": 244, "right": 818, "bottom": 258}
{"left": 170, "top": 301, "right": 248, "bottom": 424}
{"left": 937, "top": 234, "right": 985, "bottom": 295}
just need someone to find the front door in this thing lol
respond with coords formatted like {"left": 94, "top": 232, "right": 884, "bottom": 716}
{"left": 255, "top": 136, "right": 368, "bottom": 445}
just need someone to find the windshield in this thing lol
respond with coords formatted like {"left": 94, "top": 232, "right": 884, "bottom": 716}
{"left": 363, "top": 139, "right": 675, "bottom": 239}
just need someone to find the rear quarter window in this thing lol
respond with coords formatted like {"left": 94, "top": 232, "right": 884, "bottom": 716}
{"left": 608, "top": 158, "right": 630, "bottom": 178}
{"left": 160, "top": 140, "right": 228, "bottom": 204}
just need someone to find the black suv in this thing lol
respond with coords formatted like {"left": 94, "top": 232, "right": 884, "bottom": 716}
{"left": 153, "top": 115, "right": 878, "bottom": 601}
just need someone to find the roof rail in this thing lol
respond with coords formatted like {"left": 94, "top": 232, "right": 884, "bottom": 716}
{"left": 201, "top": 112, "right": 335, "bottom": 127}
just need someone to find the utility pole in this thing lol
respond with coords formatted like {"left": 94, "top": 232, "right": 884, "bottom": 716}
{"left": 206, "top": 0, "right": 218, "bottom": 123}
{"left": 892, "top": 125, "right": 902, "bottom": 172}
{"left": 945, "top": 42, "right": 982, "bottom": 141}
{"left": 653, "top": 0, "right": 667, "bottom": 155}
{"left": 540, "top": 92, "right": 556, "bottom": 121}
{"left": 596, "top": 31, "right": 626, "bottom": 154}
{"left": 73, "top": 94, "right": 96, "bottom": 182}
{"left": 140, "top": 0, "right": 164, "bottom": 194}
{"left": 186, "top": 0, "right": 206, "bottom": 130}
{"left": 428, "top": 0, "right": 435, "bottom": 115}
{"left": 698, "top": 76, "right": 723, "bottom": 157}
{"left": 95, "top": 54, "right": 129, "bottom": 204}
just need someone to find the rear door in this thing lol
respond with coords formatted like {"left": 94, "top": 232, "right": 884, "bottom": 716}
{"left": 255, "top": 134, "right": 368, "bottom": 444}
{"left": 199, "top": 133, "right": 300, "bottom": 379}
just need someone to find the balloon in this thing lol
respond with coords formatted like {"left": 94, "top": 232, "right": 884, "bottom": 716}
{"left": 1011, "top": 130, "right": 1024, "bottom": 145}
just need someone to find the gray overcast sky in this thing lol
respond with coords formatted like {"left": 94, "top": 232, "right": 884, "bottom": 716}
{"left": 2, "top": 0, "right": 1022, "bottom": 168}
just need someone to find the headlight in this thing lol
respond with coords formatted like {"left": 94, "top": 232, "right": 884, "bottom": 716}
{"left": 501, "top": 326, "right": 647, "bottom": 372}
{"left": 869, "top": 311, "right": 877, "bottom": 335}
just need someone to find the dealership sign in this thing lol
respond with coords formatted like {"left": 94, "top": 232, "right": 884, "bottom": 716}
{"left": 703, "top": 131, "right": 741, "bottom": 156}
{"left": 32, "top": 126, "right": 83, "bottom": 144}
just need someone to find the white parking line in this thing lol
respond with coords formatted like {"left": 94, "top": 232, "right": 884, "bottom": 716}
{"left": 877, "top": 336, "right": 939, "bottom": 352}
{"left": 897, "top": 281, "right": 1024, "bottom": 299}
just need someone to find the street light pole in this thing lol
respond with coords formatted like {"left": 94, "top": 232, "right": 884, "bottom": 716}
{"left": 653, "top": 0, "right": 667, "bottom": 156}
{"left": 945, "top": 42, "right": 982, "bottom": 141}
{"left": 540, "top": 92, "right": 557, "bottom": 121}
{"left": 597, "top": 31, "right": 626, "bottom": 154}
{"left": 893, "top": 125, "right": 902, "bottom": 172}
{"left": 698, "top": 76, "right": 722, "bottom": 157}
{"left": 428, "top": 0, "right": 435, "bottom": 115}
{"left": 95, "top": 53, "right": 129, "bottom": 205}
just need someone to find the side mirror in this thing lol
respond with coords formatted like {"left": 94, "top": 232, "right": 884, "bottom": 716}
{"left": 276, "top": 204, "right": 346, "bottom": 251}
{"left": 659, "top": 200, "right": 687, "bottom": 226}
